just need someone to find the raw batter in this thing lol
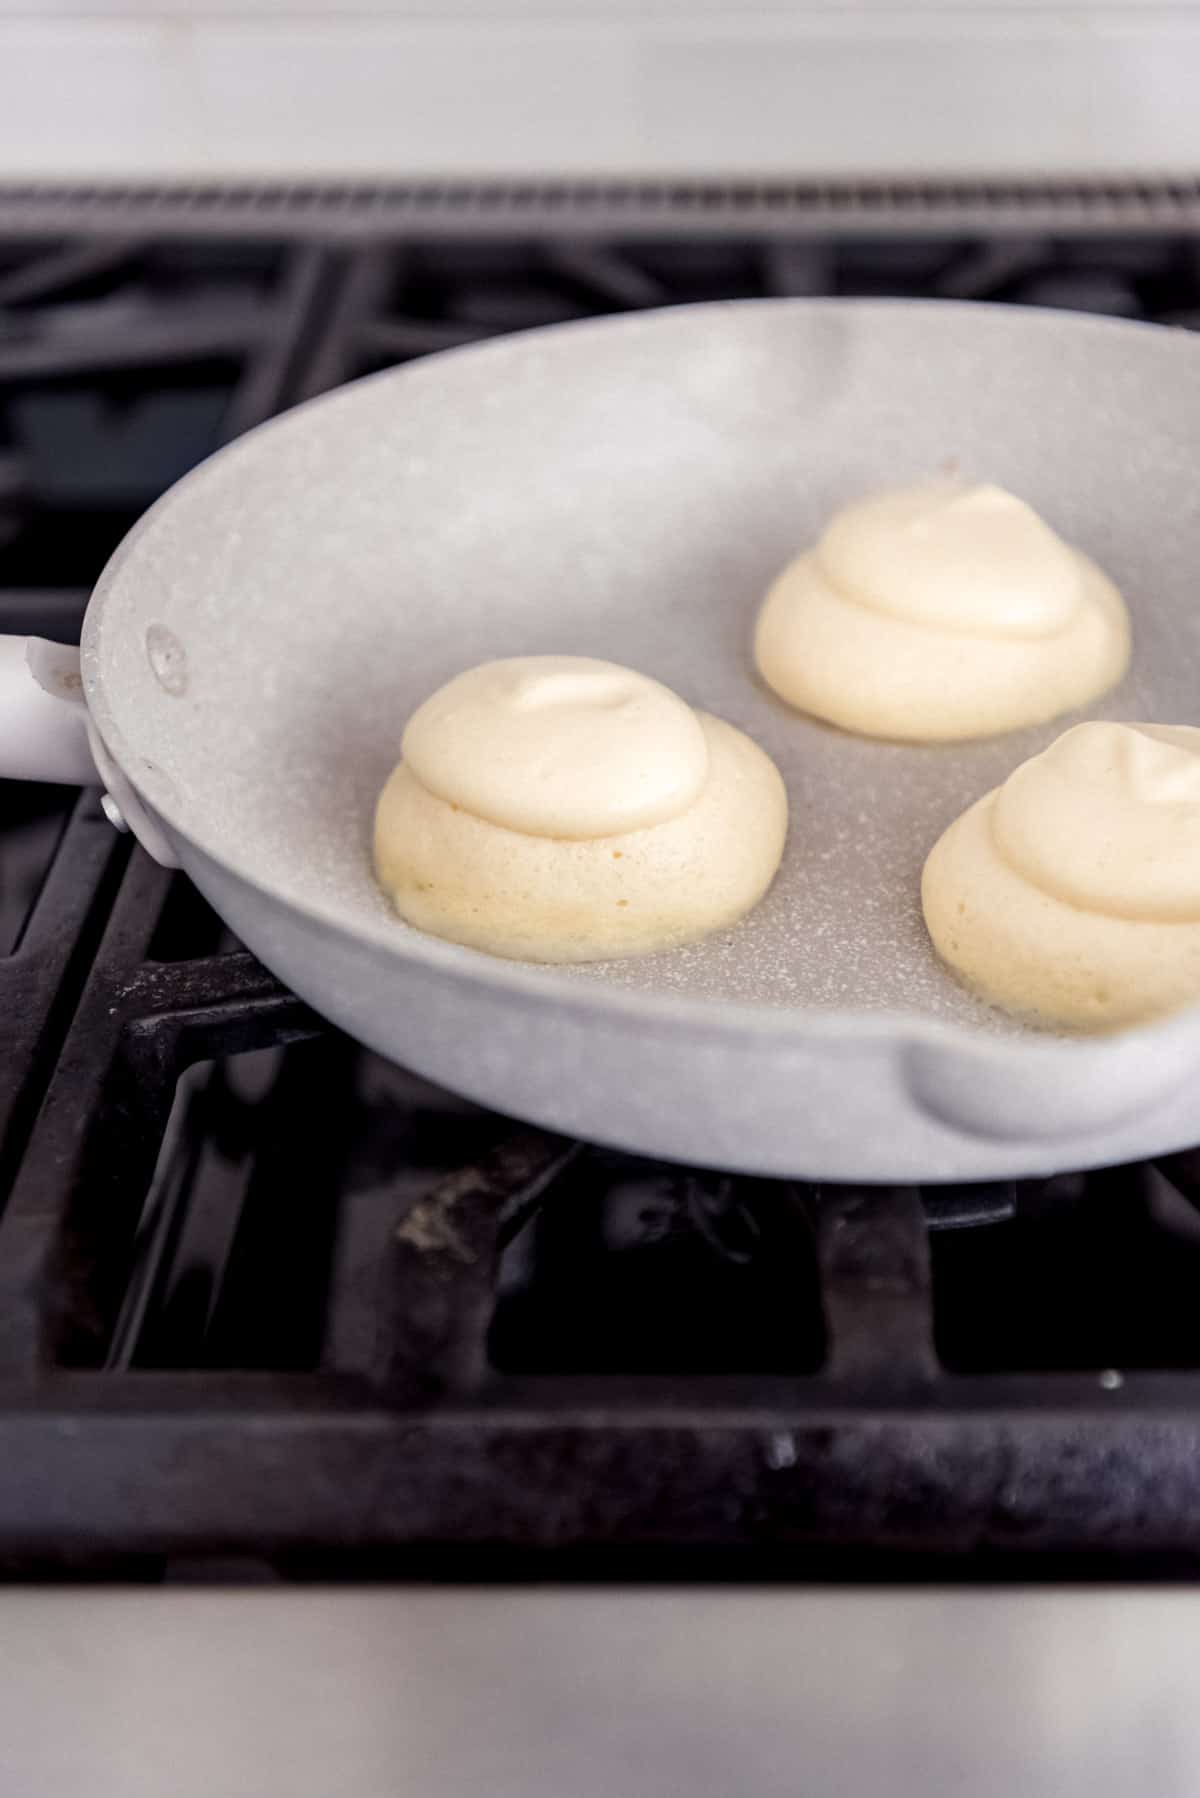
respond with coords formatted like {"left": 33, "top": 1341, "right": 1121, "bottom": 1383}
{"left": 755, "top": 480, "right": 1130, "bottom": 741}
{"left": 375, "top": 656, "right": 788, "bottom": 962}
{"left": 922, "top": 721, "right": 1200, "bottom": 1029}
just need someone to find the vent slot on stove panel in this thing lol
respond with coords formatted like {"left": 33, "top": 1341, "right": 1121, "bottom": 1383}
{"left": 7, "top": 179, "right": 1200, "bottom": 241}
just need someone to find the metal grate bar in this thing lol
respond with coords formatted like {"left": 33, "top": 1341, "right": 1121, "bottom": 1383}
{"left": 0, "top": 238, "right": 141, "bottom": 307}
{"left": 0, "top": 1373, "right": 1193, "bottom": 1563}
{"left": 377, "top": 1130, "right": 579, "bottom": 1397}
{"left": 0, "top": 838, "right": 317, "bottom": 1376}
{"left": 812, "top": 1187, "right": 937, "bottom": 1386}
{"left": 0, "top": 794, "right": 126, "bottom": 1226}
{"left": 0, "top": 307, "right": 272, "bottom": 381}
{"left": 220, "top": 245, "right": 342, "bottom": 440}
{"left": 0, "top": 591, "right": 90, "bottom": 642}
{"left": 292, "top": 247, "right": 396, "bottom": 401}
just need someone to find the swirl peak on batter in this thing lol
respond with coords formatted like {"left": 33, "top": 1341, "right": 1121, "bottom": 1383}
{"left": 377, "top": 657, "right": 786, "bottom": 963}
{"left": 817, "top": 480, "right": 1083, "bottom": 639}
{"left": 992, "top": 721, "right": 1200, "bottom": 923}
{"left": 922, "top": 720, "right": 1200, "bottom": 1030}
{"left": 402, "top": 655, "right": 709, "bottom": 840}
{"left": 755, "top": 477, "right": 1130, "bottom": 742}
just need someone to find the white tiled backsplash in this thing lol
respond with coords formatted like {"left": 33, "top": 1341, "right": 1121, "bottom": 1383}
{"left": 3, "top": 3, "right": 1200, "bottom": 180}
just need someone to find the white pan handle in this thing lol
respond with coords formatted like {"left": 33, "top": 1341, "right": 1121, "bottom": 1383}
{"left": 0, "top": 636, "right": 179, "bottom": 866}
{"left": 0, "top": 636, "right": 96, "bottom": 785}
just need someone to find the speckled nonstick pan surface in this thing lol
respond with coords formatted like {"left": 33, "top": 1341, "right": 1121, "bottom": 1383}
{"left": 82, "top": 300, "right": 1200, "bottom": 1180}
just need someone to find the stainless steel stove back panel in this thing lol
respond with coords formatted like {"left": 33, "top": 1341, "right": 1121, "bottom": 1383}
{"left": 4, "top": 1589, "right": 1200, "bottom": 1798}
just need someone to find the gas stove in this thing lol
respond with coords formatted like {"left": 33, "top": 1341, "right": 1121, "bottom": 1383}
{"left": 6, "top": 216, "right": 1200, "bottom": 1580}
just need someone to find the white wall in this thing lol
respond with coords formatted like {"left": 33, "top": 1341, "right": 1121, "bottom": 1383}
{"left": 3, "top": 6, "right": 1200, "bottom": 180}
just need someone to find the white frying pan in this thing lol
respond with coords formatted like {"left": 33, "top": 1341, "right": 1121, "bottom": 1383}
{"left": 4, "top": 299, "right": 1200, "bottom": 1184}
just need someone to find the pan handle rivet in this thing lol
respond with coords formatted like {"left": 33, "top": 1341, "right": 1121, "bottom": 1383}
{"left": 100, "top": 793, "right": 129, "bottom": 834}
{"left": 145, "top": 623, "right": 188, "bottom": 696}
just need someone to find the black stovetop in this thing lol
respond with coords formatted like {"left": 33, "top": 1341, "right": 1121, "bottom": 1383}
{"left": 5, "top": 225, "right": 1200, "bottom": 1580}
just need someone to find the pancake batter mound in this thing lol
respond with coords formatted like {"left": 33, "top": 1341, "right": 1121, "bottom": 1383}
{"left": 375, "top": 656, "right": 788, "bottom": 962}
{"left": 755, "top": 481, "right": 1130, "bottom": 741}
{"left": 922, "top": 721, "right": 1200, "bottom": 1029}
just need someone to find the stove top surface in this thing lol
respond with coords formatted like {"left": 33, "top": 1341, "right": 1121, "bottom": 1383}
{"left": 5, "top": 222, "right": 1200, "bottom": 1578}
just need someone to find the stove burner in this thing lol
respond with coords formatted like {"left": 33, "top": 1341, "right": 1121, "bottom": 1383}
{"left": 5, "top": 221, "right": 1200, "bottom": 1576}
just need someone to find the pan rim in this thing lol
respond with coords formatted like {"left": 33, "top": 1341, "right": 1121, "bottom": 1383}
{"left": 80, "top": 294, "right": 1200, "bottom": 1072}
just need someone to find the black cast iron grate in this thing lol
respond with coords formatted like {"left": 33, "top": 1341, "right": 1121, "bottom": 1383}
{"left": 6, "top": 222, "right": 1200, "bottom": 1576}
